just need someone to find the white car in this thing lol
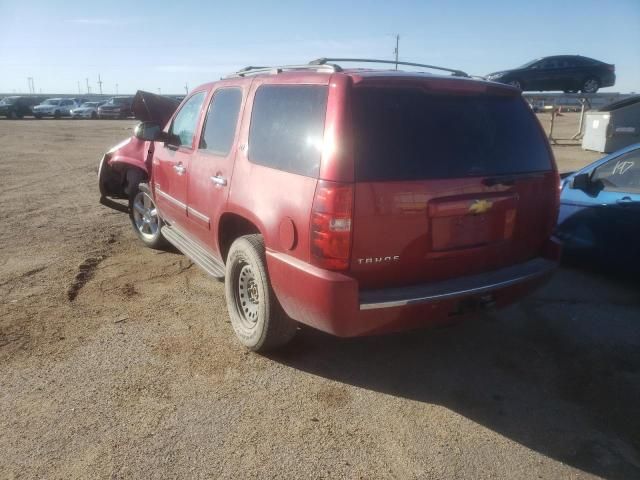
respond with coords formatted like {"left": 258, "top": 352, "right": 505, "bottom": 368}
{"left": 70, "top": 101, "right": 104, "bottom": 119}
{"left": 33, "top": 98, "right": 78, "bottom": 119}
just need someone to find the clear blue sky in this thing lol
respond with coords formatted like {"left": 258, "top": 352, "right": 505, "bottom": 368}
{"left": 1, "top": 0, "right": 638, "bottom": 94}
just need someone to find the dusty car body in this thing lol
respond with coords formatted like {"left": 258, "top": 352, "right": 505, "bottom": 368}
{"left": 556, "top": 143, "right": 640, "bottom": 269}
{"left": 99, "top": 62, "right": 560, "bottom": 351}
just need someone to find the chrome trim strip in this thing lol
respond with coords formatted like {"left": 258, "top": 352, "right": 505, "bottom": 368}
{"left": 156, "top": 188, "right": 186, "bottom": 210}
{"left": 187, "top": 206, "right": 210, "bottom": 224}
{"left": 359, "top": 258, "right": 556, "bottom": 310}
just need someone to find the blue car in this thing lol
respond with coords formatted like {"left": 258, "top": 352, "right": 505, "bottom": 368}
{"left": 556, "top": 143, "right": 640, "bottom": 269}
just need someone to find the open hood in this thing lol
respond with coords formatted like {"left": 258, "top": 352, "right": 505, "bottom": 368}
{"left": 132, "top": 90, "right": 181, "bottom": 127}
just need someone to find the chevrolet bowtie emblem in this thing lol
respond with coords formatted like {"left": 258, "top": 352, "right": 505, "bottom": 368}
{"left": 469, "top": 199, "right": 493, "bottom": 214}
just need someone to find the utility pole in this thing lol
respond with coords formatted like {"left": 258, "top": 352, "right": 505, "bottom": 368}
{"left": 158, "top": 88, "right": 161, "bottom": 95}
{"left": 115, "top": 83, "right": 119, "bottom": 95}
{"left": 97, "top": 74, "right": 103, "bottom": 95}
{"left": 86, "top": 78, "right": 91, "bottom": 95}
{"left": 77, "top": 81, "right": 81, "bottom": 95}
{"left": 27, "top": 77, "right": 35, "bottom": 94}
{"left": 184, "top": 82, "right": 188, "bottom": 94}
{"left": 394, "top": 34, "right": 399, "bottom": 70}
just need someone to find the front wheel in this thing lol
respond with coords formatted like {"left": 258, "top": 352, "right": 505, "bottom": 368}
{"left": 54, "top": 110, "right": 61, "bottom": 119}
{"left": 129, "top": 188, "right": 166, "bottom": 249}
{"left": 225, "top": 235, "right": 297, "bottom": 352}
{"left": 507, "top": 79, "right": 522, "bottom": 90}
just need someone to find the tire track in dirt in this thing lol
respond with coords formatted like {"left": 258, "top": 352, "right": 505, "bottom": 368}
{"left": 66, "top": 233, "right": 118, "bottom": 302}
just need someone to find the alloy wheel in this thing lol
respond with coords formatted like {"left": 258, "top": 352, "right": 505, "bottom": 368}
{"left": 132, "top": 191, "right": 160, "bottom": 241}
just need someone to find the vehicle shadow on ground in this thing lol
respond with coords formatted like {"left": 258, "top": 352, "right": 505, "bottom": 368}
{"left": 272, "top": 270, "right": 640, "bottom": 479}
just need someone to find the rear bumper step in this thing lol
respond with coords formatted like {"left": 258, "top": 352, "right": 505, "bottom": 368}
{"left": 161, "top": 224, "right": 225, "bottom": 279}
{"left": 359, "top": 258, "right": 556, "bottom": 310}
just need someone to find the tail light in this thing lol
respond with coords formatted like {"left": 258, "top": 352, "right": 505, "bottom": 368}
{"left": 607, "top": 64, "right": 615, "bottom": 72}
{"left": 311, "top": 180, "right": 354, "bottom": 270}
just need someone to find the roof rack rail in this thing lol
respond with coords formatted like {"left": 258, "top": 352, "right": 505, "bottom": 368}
{"left": 226, "top": 63, "right": 341, "bottom": 78}
{"left": 309, "top": 57, "right": 469, "bottom": 77}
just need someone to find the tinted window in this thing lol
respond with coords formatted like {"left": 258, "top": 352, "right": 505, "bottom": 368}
{"left": 249, "top": 85, "right": 328, "bottom": 177}
{"left": 352, "top": 88, "right": 552, "bottom": 181}
{"left": 200, "top": 88, "right": 242, "bottom": 155}
{"left": 170, "top": 91, "right": 206, "bottom": 147}
{"left": 592, "top": 150, "right": 640, "bottom": 192}
{"left": 541, "top": 58, "right": 560, "bottom": 69}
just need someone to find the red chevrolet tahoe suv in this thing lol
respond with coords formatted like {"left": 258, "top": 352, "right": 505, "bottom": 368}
{"left": 98, "top": 59, "right": 560, "bottom": 351}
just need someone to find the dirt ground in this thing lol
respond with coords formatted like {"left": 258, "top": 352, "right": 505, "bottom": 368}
{"left": 0, "top": 114, "right": 638, "bottom": 479}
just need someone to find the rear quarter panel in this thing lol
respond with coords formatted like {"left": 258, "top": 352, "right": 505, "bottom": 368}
{"left": 225, "top": 74, "right": 333, "bottom": 262}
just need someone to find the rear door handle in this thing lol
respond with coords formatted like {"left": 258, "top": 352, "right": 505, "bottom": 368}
{"left": 173, "top": 164, "right": 186, "bottom": 175}
{"left": 210, "top": 175, "right": 227, "bottom": 187}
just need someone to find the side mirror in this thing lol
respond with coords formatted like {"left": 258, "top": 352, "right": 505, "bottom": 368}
{"left": 134, "top": 122, "right": 162, "bottom": 141}
{"left": 571, "top": 172, "right": 591, "bottom": 190}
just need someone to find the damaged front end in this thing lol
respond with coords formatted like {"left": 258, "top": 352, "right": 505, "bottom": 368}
{"left": 98, "top": 90, "right": 181, "bottom": 213}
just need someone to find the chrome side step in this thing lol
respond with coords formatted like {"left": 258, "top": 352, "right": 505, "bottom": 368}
{"left": 161, "top": 225, "right": 225, "bottom": 279}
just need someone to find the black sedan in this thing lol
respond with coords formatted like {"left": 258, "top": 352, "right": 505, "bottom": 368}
{"left": 486, "top": 55, "right": 615, "bottom": 93}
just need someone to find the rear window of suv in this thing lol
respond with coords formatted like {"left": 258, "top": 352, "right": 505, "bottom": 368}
{"left": 249, "top": 85, "right": 328, "bottom": 178}
{"left": 352, "top": 87, "right": 552, "bottom": 181}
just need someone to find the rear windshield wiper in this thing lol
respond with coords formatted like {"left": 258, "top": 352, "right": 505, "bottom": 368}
{"left": 482, "top": 172, "right": 546, "bottom": 187}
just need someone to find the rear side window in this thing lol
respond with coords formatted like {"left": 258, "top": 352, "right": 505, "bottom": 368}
{"left": 249, "top": 85, "right": 328, "bottom": 177}
{"left": 352, "top": 88, "right": 552, "bottom": 181}
{"left": 200, "top": 88, "right": 242, "bottom": 156}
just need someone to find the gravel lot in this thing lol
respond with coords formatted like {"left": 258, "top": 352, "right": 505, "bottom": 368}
{"left": 1, "top": 114, "right": 638, "bottom": 479}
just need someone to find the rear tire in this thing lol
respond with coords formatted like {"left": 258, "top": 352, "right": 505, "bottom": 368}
{"left": 8, "top": 110, "right": 17, "bottom": 119}
{"left": 581, "top": 78, "right": 599, "bottom": 94}
{"left": 34, "top": 114, "right": 42, "bottom": 119}
{"left": 225, "top": 235, "right": 297, "bottom": 352}
{"left": 54, "top": 110, "right": 61, "bottom": 119}
{"left": 129, "top": 186, "right": 166, "bottom": 249}
{"left": 91, "top": 111, "right": 97, "bottom": 119}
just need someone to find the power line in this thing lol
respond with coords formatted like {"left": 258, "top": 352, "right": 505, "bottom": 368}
{"left": 394, "top": 34, "right": 400, "bottom": 70}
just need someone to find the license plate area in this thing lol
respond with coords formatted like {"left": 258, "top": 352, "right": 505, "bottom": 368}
{"left": 448, "top": 293, "right": 496, "bottom": 317}
{"left": 429, "top": 194, "right": 518, "bottom": 252}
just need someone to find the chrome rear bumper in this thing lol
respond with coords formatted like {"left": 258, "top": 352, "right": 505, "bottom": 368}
{"left": 359, "top": 258, "right": 556, "bottom": 310}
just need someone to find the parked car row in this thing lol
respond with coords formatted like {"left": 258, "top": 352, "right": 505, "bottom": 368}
{"left": 0, "top": 95, "right": 134, "bottom": 119}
